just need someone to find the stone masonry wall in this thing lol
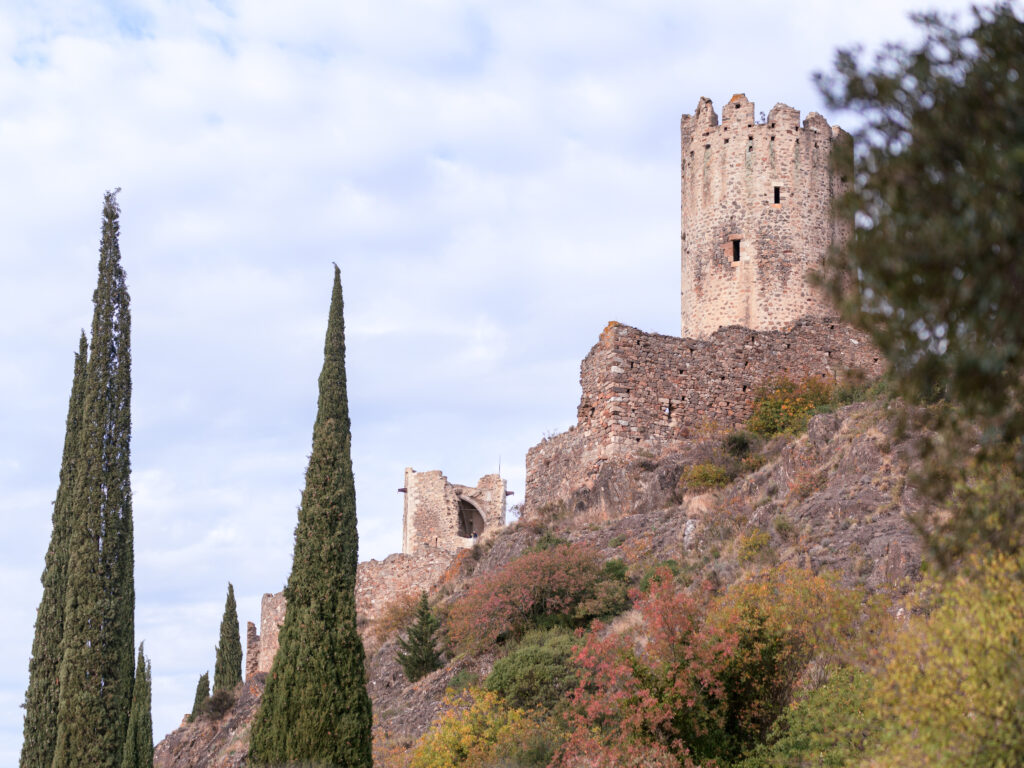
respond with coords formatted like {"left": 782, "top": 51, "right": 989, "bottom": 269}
{"left": 525, "top": 318, "right": 883, "bottom": 515}
{"left": 402, "top": 469, "right": 506, "bottom": 554}
{"left": 251, "top": 548, "right": 458, "bottom": 674}
{"left": 680, "top": 94, "right": 850, "bottom": 338}
{"left": 245, "top": 621, "right": 259, "bottom": 681}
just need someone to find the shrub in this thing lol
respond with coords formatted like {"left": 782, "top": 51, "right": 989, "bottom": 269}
{"left": 738, "top": 530, "right": 773, "bottom": 563}
{"left": 748, "top": 378, "right": 834, "bottom": 437}
{"left": 869, "top": 553, "right": 1024, "bottom": 767}
{"left": 374, "top": 591, "right": 421, "bottom": 642}
{"left": 737, "top": 666, "right": 878, "bottom": 768}
{"left": 485, "top": 627, "right": 579, "bottom": 711}
{"left": 206, "top": 689, "right": 234, "bottom": 719}
{"left": 725, "top": 430, "right": 756, "bottom": 458}
{"left": 446, "top": 669, "right": 479, "bottom": 694}
{"left": 445, "top": 543, "right": 628, "bottom": 654}
{"left": 773, "top": 517, "right": 795, "bottom": 542}
{"left": 557, "top": 566, "right": 870, "bottom": 767}
{"left": 678, "top": 462, "right": 732, "bottom": 493}
{"left": 411, "top": 689, "right": 563, "bottom": 768}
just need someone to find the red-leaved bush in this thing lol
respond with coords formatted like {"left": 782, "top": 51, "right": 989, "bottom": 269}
{"left": 445, "top": 544, "right": 627, "bottom": 655}
{"left": 555, "top": 566, "right": 868, "bottom": 767}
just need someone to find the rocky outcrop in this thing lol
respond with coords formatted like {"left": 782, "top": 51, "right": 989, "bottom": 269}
{"left": 154, "top": 677, "right": 264, "bottom": 768}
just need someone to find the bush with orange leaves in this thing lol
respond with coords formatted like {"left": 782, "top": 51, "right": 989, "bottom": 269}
{"left": 444, "top": 543, "right": 628, "bottom": 655}
{"left": 555, "top": 566, "right": 873, "bottom": 767}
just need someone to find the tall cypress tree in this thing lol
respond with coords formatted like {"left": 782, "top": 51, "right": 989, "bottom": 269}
{"left": 213, "top": 582, "right": 242, "bottom": 692}
{"left": 120, "top": 645, "right": 153, "bottom": 768}
{"left": 19, "top": 332, "right": 88, "bottom": 768}
{"left": 189, "top": 672, "right": 210, "bottom": 722}
{"left": 52, "top": 190, "right": 135, "bottom": 768}
{"left": 249, "top": 266, "right": 372, "bottom": 767}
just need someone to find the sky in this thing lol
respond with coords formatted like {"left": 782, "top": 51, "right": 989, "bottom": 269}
{"left": 0, "top": 0, "right": 980, "bottom": 760}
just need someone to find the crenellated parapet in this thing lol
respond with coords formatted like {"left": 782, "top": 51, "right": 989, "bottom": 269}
{"left": 680, "top": 94, "right": 850, "bottom": 338}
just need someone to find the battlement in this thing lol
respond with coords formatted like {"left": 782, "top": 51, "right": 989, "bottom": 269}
{"left": 680, "top": 94, "right": 850, "bottom": 338}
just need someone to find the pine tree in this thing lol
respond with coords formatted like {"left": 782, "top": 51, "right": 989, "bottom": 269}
{"left": 213, "top": 583, "right": 242, "bottom": 692}
{"left": 52, "top": 190, "right": 135, "bottom": 768}
{"left": 19, "top": 332, "right": 88, "bottom": 768}
{"left": 121, "top": 645, "right": 153, "bottom": 768}
{"left": 396, "top": 592, "right": 442, "bottom": 682}
{"left": 249, "top": 266, "right": 373, "bottom": 767}
{"left": 189, "top": 672, "right": 210, "bottom": 722}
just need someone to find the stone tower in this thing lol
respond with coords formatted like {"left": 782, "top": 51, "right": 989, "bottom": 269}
{"left": 401, "top": 469, "right": 506, "bottom": 554}
{"left": 680, "top": 94, "right": 850, "bottom": 338}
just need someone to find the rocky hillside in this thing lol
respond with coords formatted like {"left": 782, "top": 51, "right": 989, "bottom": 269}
{"left": 155, "top": 396, "right": 931, "bottom": 766}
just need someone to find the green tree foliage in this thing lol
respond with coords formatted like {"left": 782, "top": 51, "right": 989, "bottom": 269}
{"left": 868, "top": 553, "right": 1024, "bottom": 767}
{"left": 189, "top": 672, "right": 210, "bottom": 722}
{"left": 816, "top": 3, "right": 1024, "bottom": 562}
{"left": 485, "top": 627, "right": 578, "bottom": 712}
{"left": 52, "top": 190, "right": 136, "bottom": 768}
{"left": 213, "top": 583, "right": 242, "bottom": 692}
{"left": 819, "top": 2, "right": 1024, "bottom": 425}
{"left": 19, "top": 333, "right": 87, "bottom": 768}
{"left": 738, "top": 667, "right": 878, "bottom": 768}
{"left": 249, "top": 266, "right": 373, "bottom": 767}
{"left": 396, "top": 592, "right": 442, "bottom": 682}
{"left": 121, "top": 645, "right": 153, "bottom": 768}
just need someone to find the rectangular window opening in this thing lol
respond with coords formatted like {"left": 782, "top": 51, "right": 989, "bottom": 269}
{"left": 732, "top": 240, "right": 741, "bottom": 262}
{"left": 773, "top": 186, "right": 781, "bottom": 204}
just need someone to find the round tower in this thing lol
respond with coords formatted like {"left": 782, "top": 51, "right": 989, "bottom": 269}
{"left": 680, "top": 94, "right": 850, "bottom": 338}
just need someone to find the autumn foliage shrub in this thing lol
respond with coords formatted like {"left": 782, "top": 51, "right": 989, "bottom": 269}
{"left": 748, "top": 378, "right": 834, "bottom": 437}
{"left": 410, "top": 689, "right": 563, "bottom": 768}
{"left": 445, "top": 543, "right": 628, "bottom": 655}
{"left": 556, "top": 566, "right": 869, "bottom": 767}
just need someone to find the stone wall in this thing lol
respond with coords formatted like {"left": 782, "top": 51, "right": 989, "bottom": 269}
{"left": 680, "top": 94, "right": 850, "bottom": 338}
{"left": 525, "top": 318, "right": 883, "bottom": 515}
{"left": 250, "top": 548, "right": 458, "bottom": 674}
{"left": 401, "top": 469, "right": 506, "bottom": 554}
{"left": 244, "top": 621, "right": 259, "bottom": 681}
{"left": 256, "top": 592, "right": 286, "bottom": 675}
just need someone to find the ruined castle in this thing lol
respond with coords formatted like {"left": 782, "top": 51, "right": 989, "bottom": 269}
{"left": 526, "top": 94, "right": 880, "bottom": 514}
{"left": 246, "top": 94, "right": 880, "bottom": 678}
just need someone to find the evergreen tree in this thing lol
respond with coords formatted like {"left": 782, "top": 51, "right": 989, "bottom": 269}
{"left": 19, "top": 332, "right": 88, "bottom": 768}
{"left": 189, "top": 672, "right": 210, "bottom": 722}
{"left": 396, "top": 592, "right": 442, "bottom": 682}
{"left": 52, "top": 190, "right": 135, "bottom": 768}
{"left": 249, "top": 266, "right": 373, "bottom": 767}
{"left": 121, "top": 645, "right": 153, "bottom": 768}
{"left": 213, "top": 583, "right": 242, "bottom": 692}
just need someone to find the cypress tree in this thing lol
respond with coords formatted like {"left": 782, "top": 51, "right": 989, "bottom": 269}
{"left": 19, "top": 332, "right": 88, "bottom": 768}
{"left": 121, "top": 645, "right": 153, "bottom": 768}
{"left": 213, "top": 583, "right": 242, "bottom": 692}
{"left": 249, "top": 266, "right": 373, "bottom": 767}
{"left": 189, "top": 672, "right": 210, "bottom": 722}
{"left": 52, "top": 190, "right": 135, "bottom": 768}
{"left": 396, "top": 592, "right": 442, "bottom": 682}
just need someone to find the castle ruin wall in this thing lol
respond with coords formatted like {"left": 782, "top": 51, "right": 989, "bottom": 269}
{"left": 251, "top": 547, "right": 458, "bottom": 674}
{"left": 402, "top": 469, "right": 506, "bottom": 554}
{"left": 525, "top": 318, "right": 883, "bottom": 515}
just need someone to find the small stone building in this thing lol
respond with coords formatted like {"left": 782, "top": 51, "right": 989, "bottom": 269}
{"left": 401, "top": 469, "right": 507, "bottom": 554}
